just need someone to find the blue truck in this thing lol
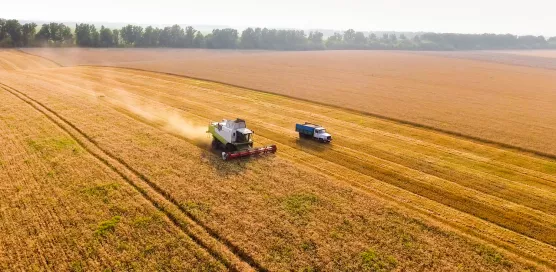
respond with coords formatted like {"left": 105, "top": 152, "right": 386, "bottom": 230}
{"left": 295, "top": 123, "right": 332, "bottom": 143}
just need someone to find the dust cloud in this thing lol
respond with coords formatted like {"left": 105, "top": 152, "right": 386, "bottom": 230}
{"left": 54, "top": 66, "right": 209, "bottom": 143}
{"left": 109, "top": 88, "right": 208, "bottom": 142}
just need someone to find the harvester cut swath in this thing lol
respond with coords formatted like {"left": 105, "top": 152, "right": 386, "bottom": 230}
{"left": 207, "top": 118, "right": 277, "bottom": 161}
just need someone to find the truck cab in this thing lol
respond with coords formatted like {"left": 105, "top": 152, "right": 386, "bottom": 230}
{"left": 296, "top": 123, "right": 332, "bottom": 143}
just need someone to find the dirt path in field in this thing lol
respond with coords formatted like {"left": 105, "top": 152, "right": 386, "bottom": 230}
{"left": 0, "top": 82, "right": 258, "bottom": 272}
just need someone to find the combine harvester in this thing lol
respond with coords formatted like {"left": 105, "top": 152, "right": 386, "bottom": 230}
{"left": 208, "top": 118, "right": 277, "bottom": 161}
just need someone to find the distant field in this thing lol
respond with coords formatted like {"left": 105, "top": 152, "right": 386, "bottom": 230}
{"left": 23, "top": 48, "right": 556, "bottom": 156}
{"left": 422, "top": 50, "right": 556, "bottom": 70}
{"left": 500, "top": 50, "right": 556, "bottom": 58}
{"left": 0, "top": 50, "right": 59, "bottom": 71}
{"left": 1, "top": 50, "right": 555, "bottom": 270}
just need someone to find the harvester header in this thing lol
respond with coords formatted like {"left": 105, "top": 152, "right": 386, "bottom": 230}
{"left": 207, "top": 118, "right": 277, "bottom": 160}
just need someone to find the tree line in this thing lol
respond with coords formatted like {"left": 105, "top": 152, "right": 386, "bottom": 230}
{"left": 1, "top": 18, "right": 555, "bottom": 50}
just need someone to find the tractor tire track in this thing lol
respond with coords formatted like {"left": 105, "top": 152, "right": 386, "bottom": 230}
{"left": 71, "top": 69, "right": 556, "bottom": 246}
{"left": 0, "top": 82, "right": 262, "bottom": 272}
{"left": 85, "top": 80, "right": 556, "bottom": 270}
{"left": 8, "top": 68, "right": 556, "bottom": 269}
{"left": 51, "top": 66, "right": 556, "bottom": 189}
{"left": 79, "top": 65, "right": 556, "bottom": 160}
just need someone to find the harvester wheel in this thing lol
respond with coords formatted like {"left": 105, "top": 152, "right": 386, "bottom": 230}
{"left": 211, "top": 138, "right": 219, "bottom": 149}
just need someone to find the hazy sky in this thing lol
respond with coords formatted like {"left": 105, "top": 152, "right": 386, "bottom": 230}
{"left": 3, "top": 0, "right": 555, "bottom": 36}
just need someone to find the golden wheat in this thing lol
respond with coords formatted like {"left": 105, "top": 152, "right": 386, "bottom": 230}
{"left": 1, "top": 53, "right": 554, "bottom": 270}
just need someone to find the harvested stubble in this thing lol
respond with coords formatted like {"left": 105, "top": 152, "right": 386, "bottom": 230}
{"left": 0, "top": 56, "right": 554, "bottom": 271}
{"left": 0, "top": 84, "right": 224, "bottom": 271}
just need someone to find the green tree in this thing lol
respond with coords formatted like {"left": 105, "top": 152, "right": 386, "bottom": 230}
{"left": 193, "top": 31, "right": 204, "bottom": 48}
{"left": 158, "top": 25, "right": 185, "bottom": 47}
{"left": 308, "top": 31, "right": 323, "bottom": 43}
{"left": 2, "top": 19, "right": 555, "bottom": 51}
{"left": 21, "top": 23, "right": 37, "bottom": 46}
{"left": 169, "top": 25, "right": 185, "bottom": 47}
{"left": 132, "top": 26, "right": 144, "bottom": 45}
{"left": 120, "top": 24, "right": 133, "bottom": 45}
{"left": 158, "top": 26, "right": 171, "bottom": 47}
{"left": 75, "top": 23, "right": 92, "bottom": 46}
{"left": 4, "top": 19, "right": 22, "bottom": 46}
{"left": 354, "top": 31, "right": 367, "bottom": 45}
{"left": 343, "top": 29, "right": 356, "bottom": 43}
{"left": 549, "top": 37, "right": 556, "bottom": 48}
{"left": 121, "top": 24, "right": 143, "bottom": 46}
{"left": 99, "top": 26, "right": 114, "bottom": 47}
{"left": 413, "top": 35, "right": 421, "bottom": 43}
{"left": 112, "top": 29, "right": 120, "bottom": 46}
{"left": 140, "top": 26, "right": 159, "bottom": 47}
{"left": 240, "top": 27, "right": 258, "bottom": 49}
{"left": 36, "top": 23, "right": 72, "bottom": 46}
{"left": 389, "top": 33, "right": 397, "bottom": 43}
{"left": 90, "top": 25, "right": 100, "bottom": 47}
{"left": 0, "top": 19, "right": 7, "bottom": 41}
{"left": 36, "top": 24, "right": 51, "bottom": 45}
{"left": 49, "top": 23, "right": 63, "bottom": 43}
{"left": 61, "top": 24, "right": 73, "bottom": 45}
{"left": 206, "top": 28, "right": 238, "bottom": 49}
{"left": 326, "top": 32, "right": 343, "bottom": 48}
{"left": 185, "top": 26, "right": 196, "bottom": 47}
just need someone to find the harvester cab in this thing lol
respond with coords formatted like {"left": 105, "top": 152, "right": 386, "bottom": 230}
{"left": 208, "top": 118, "right": 277, "bottom": 160}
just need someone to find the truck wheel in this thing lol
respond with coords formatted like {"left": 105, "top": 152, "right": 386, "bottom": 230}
{"left": 299, "top": 132, "right": 304, "bottom": 138}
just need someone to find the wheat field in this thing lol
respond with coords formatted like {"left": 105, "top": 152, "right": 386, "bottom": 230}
{"left": 1, "top": 49, "right": 555, "bottom": 271}
{"left": 498, "top": 50, "right": 556, "bottom": 58}
{"left": 23, "top": 48, "right": 556, "bottom": 156}
{"left": 0, "top": 52, "right": 224, "bottom": 271}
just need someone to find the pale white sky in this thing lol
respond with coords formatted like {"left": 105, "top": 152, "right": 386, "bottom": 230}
{"left": 3, "top": 0, "right": 555, "bottom": 36}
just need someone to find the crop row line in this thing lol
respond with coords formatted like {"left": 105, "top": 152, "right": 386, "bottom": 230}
{"left": 12, "top": 67, "right": 556, "bottom": 268}
{"left": 98, "top": 81, "right": 555, "bottom": 269}
{"left": 104, "top": 77, "right": 556, "bottom": 268}
{"left": 79, "top": 64, "right": 556, "bottom": 160}
{"left": 0, "top": 82, "right": 263, "bottom": 272}
{"left": 77, "top": 69, "right": 555, "bottom": 245}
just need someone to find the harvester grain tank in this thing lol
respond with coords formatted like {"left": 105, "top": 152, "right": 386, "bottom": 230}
{"left": 208, "top": 118, "right": 277, "bottom": 160}
{"left": 296, "top": 122, "right": 332, "bottom": 142}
